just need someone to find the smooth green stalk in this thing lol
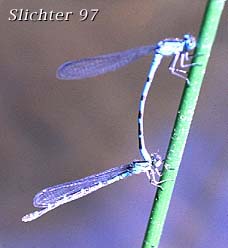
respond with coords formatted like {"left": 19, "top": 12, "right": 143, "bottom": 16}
{"left": 142, "top": 1, "right": 226, "bottom": 247}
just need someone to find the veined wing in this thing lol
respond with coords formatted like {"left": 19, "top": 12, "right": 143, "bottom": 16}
{"left": 56, "top": 45, "right": 156, "bottom": 80}
{"left": 33, "top": 163, "right": 135, "bottom": 208}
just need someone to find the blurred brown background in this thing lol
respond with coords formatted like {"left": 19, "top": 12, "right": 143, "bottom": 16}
{"left": 0, "top": 1, "right": 227, "bottom": 247}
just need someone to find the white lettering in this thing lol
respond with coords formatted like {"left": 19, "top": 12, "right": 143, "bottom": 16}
{"left": 56, "top": 12, "right": 64, "bottom": 21}
{"left": 38, "top": 9, "right": 48, "bottom": 21}
{"left": 64, "top": 12, "right": 73, "bottom": 21}
{"left": 24, "top": 9, "right": 30, "bottom": 21}
{"left": 8, "top": 9, "right": 17, "bottom": 21}
{"left": 30, "top": 12, "right": 38, "bottom": 21}
{"left": 8, "top": 9, "right": 74, "bottom": 22}
{"left": 49, "top": 10, "right": 55, "bottom": 21}
{"left": 18, "top": 9, "right": 23, "bottom": 21}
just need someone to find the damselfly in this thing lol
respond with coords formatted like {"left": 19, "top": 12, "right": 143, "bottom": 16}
{"left": 56, "top": 34, "right": 196, "bottom": 164}
{"left": 22, "top": 34, "right": 197, "bottom": 222}
{"left": 22, "top": 153, "right": 163, "bottom": 222}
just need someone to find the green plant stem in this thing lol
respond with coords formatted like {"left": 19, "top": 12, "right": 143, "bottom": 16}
{"left": 142, "top": 1, "right": 226, "bottom": 247}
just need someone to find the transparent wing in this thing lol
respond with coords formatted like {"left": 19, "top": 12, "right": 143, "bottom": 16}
{"left": 33, "top": 163, "right": 135, "bottom": 208}
{"left": 56, "top": 45, "right": 156, "bottom": 80}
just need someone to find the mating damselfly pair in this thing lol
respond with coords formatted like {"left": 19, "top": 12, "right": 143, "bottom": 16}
{"left": 22, "top": 34, "right": 196, "bottom": 222}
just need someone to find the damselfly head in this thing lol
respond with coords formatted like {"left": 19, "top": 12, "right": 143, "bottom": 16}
{"left": 151, "top": 153, "right": 163, "bottom": 168}
{"left": 183, "top": 34, "right": 196, "bottom": 51}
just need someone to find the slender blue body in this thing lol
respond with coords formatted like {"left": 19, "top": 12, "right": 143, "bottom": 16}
{"left": 137, "top": 34, "right": 196, "bottom": 162}
{"left": 22, "top": 34, "right": 196, "bottom": 222}
{"left": 56, "top": 34, "right": 196, "bottom": 163}
{"left": 22, "top": 153, "right": 162, "bottom": 222}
